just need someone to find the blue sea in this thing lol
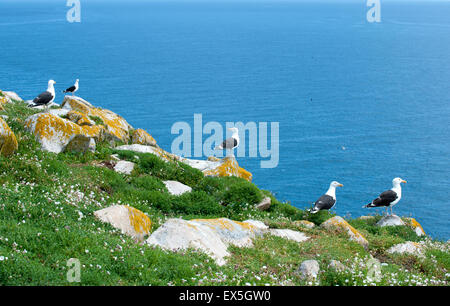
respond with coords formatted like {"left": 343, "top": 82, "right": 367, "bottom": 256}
{"left": 0, "top": 0, "right": 449, "bottom": 240}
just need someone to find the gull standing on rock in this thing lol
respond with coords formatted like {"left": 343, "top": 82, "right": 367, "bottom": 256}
{"left": 309, "top": 181, "right": 344, "bottom": 214}
{"left": 62, "top": 79, "right": 79, "bottom": 96}
{"left": 363, "top": 177, "right": 407, "bottom": 216}
{"left": 215, "top": 127, "right": 240, "bottom": 157}
{"left": 29, "top": 80, "right": 56, "bottom": 111}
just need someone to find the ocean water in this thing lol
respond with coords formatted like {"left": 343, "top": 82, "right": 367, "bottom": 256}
{"left": 0, "top": 0, "right": 449, "bottom": 240}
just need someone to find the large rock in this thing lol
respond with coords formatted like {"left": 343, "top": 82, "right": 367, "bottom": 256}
{"left": 94, "top": 205, "right": 152, "bottom": 241}
{"left": 114, "top": 160, "right": 135, "bottom": 175}
{"left": 269, "top": 229, "right": 310, "bottom": 242}
{"left": 297, "top": 260, "right": 320, "bottom": 281}
{"left": 0, "top": 118, "right": 18, "bottom": 156}
{"left": 131, "top": 128, "right": 157, "bottom": 146}
{"left": 387, "top": 241, "right": 425, "bottom": 258}
{"left": 256, "top": 197, "right": 271, "bottom": 211}
{"left": 61, "top": 96, "right": 132, "bottom": 143}
{"left": 146, "top": 218, "right": 267, "bottom": 265}
{"left": 403, "top": 218, "right": 426, "bottom": 237}
{"left": 146, "top": 218, "right": 309, "bottom": 265}
{"left": 163, "top": 180, "right": 192, "bottom": 196}
{"left": 64, "top": 134, "right": 95, "bottom": 153}
{"left": 184, "top": 156, "right": 252, "bottom": 182}
{"left": 24, "top": 113, "right": 98, "bottom": 153}
{"left": 0, "top": 90, "right": 22, "bottom": 110}
{"left": 376, "top": 215, "right": 405, "bottom": 227}
{"left": 321, "top": 216, "right": 369, "bottom": 248}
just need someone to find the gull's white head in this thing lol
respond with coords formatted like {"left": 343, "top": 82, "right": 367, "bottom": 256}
{"left": 330, "top": 181, "right": 344, "bottom": 188}
{"left": 228, "top": 127, "right": 239, "bottom": 135}
{"left": 75, "top": 79, "right": 79, "bottom": 83}
{"left": 393, "top": 177, "right": 407, "bottom": 185}
{"left": 48, "top": 80, "right": 56, "bottom": 86}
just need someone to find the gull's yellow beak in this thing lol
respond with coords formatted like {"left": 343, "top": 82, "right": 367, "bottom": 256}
{"left": 402, "top": 180, "right": 407, "bottom": 184}
{"left": 338, "top": 183, "right": 343, "bottom": 187}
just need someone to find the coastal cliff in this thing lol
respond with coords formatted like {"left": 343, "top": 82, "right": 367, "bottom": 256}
{"left": 0, "top": 90, "right": 448, "bottom": 286}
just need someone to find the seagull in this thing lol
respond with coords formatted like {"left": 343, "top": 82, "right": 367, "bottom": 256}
{"left": 309, "top": 181, "right": 343, "bottom": 214}
{"left": 215, "top": 127, "right": 239, "bottom": 157}
{"left": 62, "top": 79, "right": 79, "bottom": 96}
{"left": 363, "top": 177, "right": 407, "bottom": 215}
{"left": 29, "top": 80, "right": 56, "bottom": 111}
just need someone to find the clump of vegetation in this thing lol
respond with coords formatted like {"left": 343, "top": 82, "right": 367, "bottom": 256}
{"left": 88, "top": 115, "right": 104, "bottom": 126}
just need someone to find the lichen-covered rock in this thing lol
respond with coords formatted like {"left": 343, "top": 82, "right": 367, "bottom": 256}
{"left": 61, "top": 96, "right": 132, "bottom": 143}
{"left": 114, "top": 160, "right": 135, "bottom": 175}
{"left": 403, "top": 218, "right": 426, "bottom": 237}
{"left": 376, "top": 215, "right": 405, "bottom": 227}
{"left": 184, "top": 156, "right": 252, "bottom": 182}
{"left": 269, "top": 229, "right": 310, "bottom": 242}
{"left": 66, "top": 110, "right": 95, "bottom": 126}
{"left": 321, "top": 216, "right": 369, "bottom": 248}
{"left": 0, "top": 91, "right": 22, "bottom": 103}
{"left": 146, "top": 218, "right": 267, "bottom": 265}
{"left": 297, "top": 260, "right": 320, "bottom": 281}
{"left": 131, "top": 128, "right": 157, "bottom": 146}
{"left": 387, "top": 241, "right": 425, "bottom": 258}
{"left": 0, "top": 117, "right": 18, "bottom": 156}
{"left": 94, "top": 205, "right": 152, "bottom": 241}
{"left": 24, "top": 113, "right": 97, "bottom": 153}
{"left": 256, "top": 197, "right": 271, "bottom": 211}
{"left": 294, "top": 220, "right": 316, "bottom": 229}
{"left": 64, "top": 134, "right": 95, "bottom": 153}
{"left": 163, "top": 180, "right": 192, "bottom": 196}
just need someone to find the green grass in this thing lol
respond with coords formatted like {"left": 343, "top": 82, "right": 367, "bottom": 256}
{"left": 0, "top": 99, "right": 448, "bottom": 286}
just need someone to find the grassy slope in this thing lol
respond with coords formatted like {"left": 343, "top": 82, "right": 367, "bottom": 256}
{"left": 0, "top": 100, "right": 448, "bottom": 286}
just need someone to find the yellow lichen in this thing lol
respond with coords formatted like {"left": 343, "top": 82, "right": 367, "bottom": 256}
{"left": 404, "top": 218, "right": 426, "bottom": 235}
{"left": 131, "top": 128, "right": 157, "bottom": 146}
{"left": 204, "top": 157, "right": 253, "bottom": 182}
{"left": 62, "top": 97, "right": 131, "bottom": 142}
{"left": 192, "top": 218, "right": 256, "bottom": 232}
{"left": 126, "top": 206, "right": 152, "bottom": 235}
{"left": 0, "top": 118, "right": 18, "bottom": 156}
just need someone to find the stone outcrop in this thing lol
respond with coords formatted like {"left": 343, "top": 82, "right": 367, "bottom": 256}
{"left": 24, "top": 113, "right": 98, "bottom": 153}
{"left": 376, "top": 215, "right": 405, "bottom": 227}
{"left": 131, "top": 128, "right": 157, "bottom": 146}
{"left": 269, "top": 229, "right": 310, "bottom": 242}
{"left": 0, "top": 90, "right": 22, "bottom": 106}
{"left": 403, "top": 218, "right": 426, "bottom": 236}
{"left": 114, "top": 160, "right": 135, "bottom": 175}
{"left": 321, "top": 216, "right": 369, "bottom": 248}
{"left": 163, "top": 180, "right": 192, "bottom": 196}
{"left": 94, "top": 205, "right": 152, "bottom": 241}
{"left": 297, "top": 260, "right": 320, "bottom": 281}
{"left": 0, "top": 117, "right": 18, "bottom": 156}
{"left": 183, "top": 156, "right": 252, "bottom": 182}
{"left": 387, "top": 241, "right": 425, "bottom": 258}
{"left": 146, "top": 218, "right": 309, "bottom": 265}
{"left": 61, "top": 96, "right": 132, "bottom": 143}
{"left": 256, "top": 197, "right": 271, "bottom": 211}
